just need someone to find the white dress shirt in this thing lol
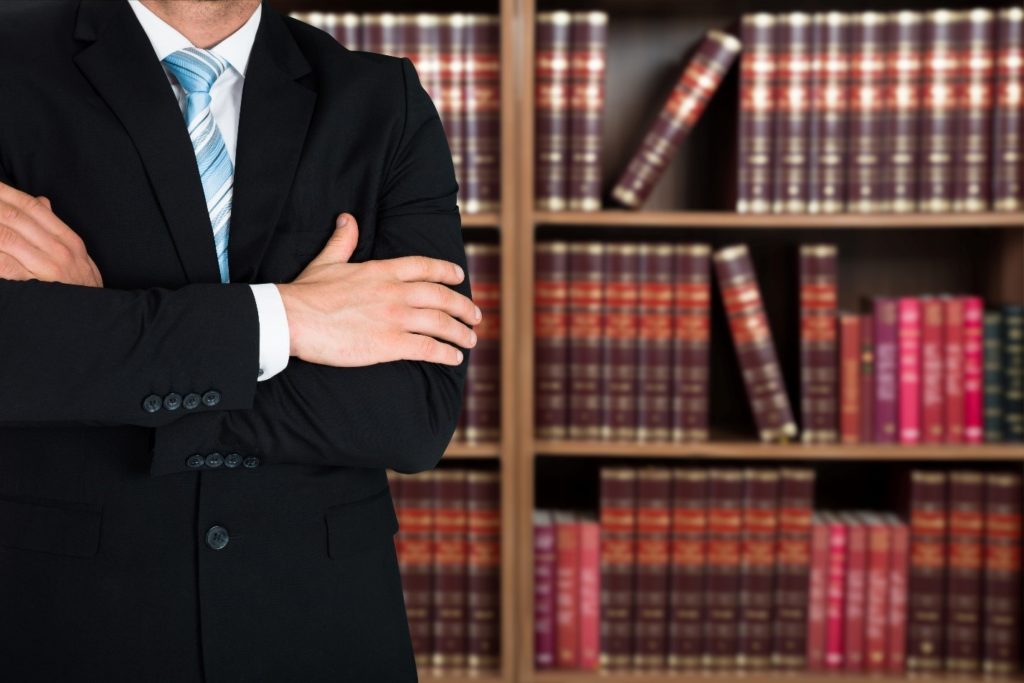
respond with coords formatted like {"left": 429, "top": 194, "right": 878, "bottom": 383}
{"left": 127, "top": 0, "right": 290, "bottom": 382}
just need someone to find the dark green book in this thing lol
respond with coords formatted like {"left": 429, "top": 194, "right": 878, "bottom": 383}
{"left": 1003, "top": 305, "right": 1024, "bottom": 442}
{"left": 984, "top": 311, "right": 1003, "bottom": 442}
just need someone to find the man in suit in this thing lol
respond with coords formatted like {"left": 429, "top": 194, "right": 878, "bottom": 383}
{"left": 0, "top": 1, "right": 478, "bottom": 680}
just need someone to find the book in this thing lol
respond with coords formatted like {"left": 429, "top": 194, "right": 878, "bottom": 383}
{"left": 906, "top": 470, "right": 947, "bottom": 673}
{"left": 599, "top": 467, "right": 637, "bottom": 670}
{"left": 847, "top": 12, "right": 889, "bottom": 213}
{"left": 839, "top": 314, "right": 861, "bottom": 444}
{"left": 439, "top": 15, "right": 468, "bottom": 208}
{"left": 873, "top": 298, "right": 899, "bottom": 443}
{"left": 705, "top": 468, "right": 744, "bottom": 669}
{"left": 535, "top": 12, "right": 572, "bottom": 211}
{"left": 555, "top": 511, "right": 581, "bottom": 668}
{"left": 887, "top": 513, "right": 910, "bottom": 674}
{"left": 611, "top": 31, "right": 741, "bottom": 208}
{"left": 737, "top": 14, "right": 777, "bottom": 214}
{"left": 984, "top": 311, "right": 1004, "bottom": 442}
{"left": 982, "top": 471, "right": 1022, "bottom": 675}
{"left": 463, "top": 15, "right": 501, "bottom": 214}
{"left": 534, "top": 510, "right": 557, "bottom": 669}
{"left": 772, "top": 13, "right": 813, "bottom": 214}
{"left": 568, "top": 242, "right": 605, "bottom": 440}
{"left": 467, "top": 471, "right": 501, "bottom": 669}
{"left": 633, "top": 468, "right": 672, "bottom": 669}
{"left": 897, "top": 297, "right": 922, "bottom": 444}
{"left": 945, "top": 470, "right": 984, "bottom": 674}
{"left": 806, "top": 513, "right": 830, "bottom": 671}
{"left": 800, "top": 244, "right": 838, "bottom": 444}
{"left": 566, "top": 11, "right": 608, "bottom": 211}
{"left": 992, "top": 8, "right": 1024, "bottom": 211}
{"left": 636, "top": 243, "right": 675, "bottom": 442}
{"left": 1004, "top": 305, "right": 1024, "bottom": 441}
{"left": 921, "top": 297, "right": 946, "bottom": 443}
{"left": 464, "top": 243, "right": 501, "bottom": 443}
{"left": 863, "top": 513, "right": 891, "bottom": 673}
{"left": 737, "top": 469, "right": 779, "bottom": 669}
{"left": 884, "top": 11, "right": 923, "bottom": 212}
{"left": 843, "top": 513, "right": 867, "bottom": 672}
{"left": 823, "top": 513, "right": 848, "bottom": 671}
{"left": 671, "top": 244, "right": 712, "bottom": 442}
{"left": 713, "top": 244, "right": 798, "bottom": 442}
{"left": 578, "top": 518, "right": 601, "bottom": 670}
{"left": 395, "top": 470, "right": 436, "bottom": 667}
{"left": 807, "top": 12, "right": 849, "bottom": 214}
{"left": 772, "top": 468, "right": 815, "bottom": 670}
{"left": 667, "top": 468, "right": 707, "bottom": 670}
{"left": 859, "top": 313, "right": 875, "bottom": 442}
{"left": 433, "top": 469, "right": 469, "bottom": 669}
{"left": 952, "top": 9, "right": 996, "bottom": 212}
{"left": 963, "top": 296, "right": 985, "bottom": 443}
{"left": 945, "top": 297, "right": 967, "bottom": 443}
{"left": 601, "top": 243, "right": 640, "bottom": 441}
{"left": 919, "top": 10, "right": 959, "bottom": 212}
{"left": 535, "top": 241, "right": 570, "bottom": 438}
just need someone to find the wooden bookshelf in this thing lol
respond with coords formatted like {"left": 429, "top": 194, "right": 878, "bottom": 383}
{"left": 527, "top": 673, "right": 1020, "bottom": 683}
{"left": 536, "top": 210, "right": 1024, "bottom": 229}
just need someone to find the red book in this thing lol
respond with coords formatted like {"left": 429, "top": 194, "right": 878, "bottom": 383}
{"left": 467, "top": 470, "right": 501, "bottom": 670}
{"left": 568, "top": 242, "right": 605, "bottom": 440}
{"left": 884, "top": 11, "right": 924, "bottom": 212}
{"left": 839, "top": 314, "right": 862, "bottom": 443}
{"left": 800, "top": 245, "right": 839, "bottom": 444}
{"left": 945, "top": 471, "right": 984, "bottom": 674}
{"left": 668, "top": 469, "right": 707, "bottom": 670}
{"left": 671, "top": 244, "right": 712, "bottom": 442}
{"left": 806, "top": 514, "right": 830, "bottom": 671}
{"left": 887, "top": 514, "right": 910, "bottom": 674}
{"left": 533, "top": 510, "right": 557, "bottom": 670}
{"left": 944, "top": 297, "right": 966, "bottom": 443}
{"left": 578, "top": 518, "right": 601, "bottom": 670}
{"left": 846, "top": 12, "right": 889, "bottom": 213}
{"left": 633, "top": 468, "right": 671, "bottom": 669}
{"left": 534, "top": 241, "right": 570, "bottom": 439}
{"left": 737, "top": 13, "right": 777, "bottom": 214}
{"left": 433, "top": 469, "right": 469, "bottom": 669}
{"left": 963, "top": 296, "right": 985, "bottom": 443}
{"left": 843, "top": 514, "right": 867, "bottom": 672}
{"left": 705, "top": 468, "right": 744, "bottom": 669}
{"left": 737, "top": 469, "right": 779, "bottom": 669}
{"left": 907, "top": 470, "right": 947, "bottom": 673}
{"left": 824, "top": 514, "right": 848, "bottom": 671}
{"left": 921, "top": 298, "right": 946, "bottom": 443}
{"left": 993, "top": 8, "right": 1024, "bottom": 212}
{"left": 807, "top": 12, "right": 850, "bottom": 214}
{"left": 952, "top": 9, "right": 996, "bottom": 212}
{"left": 555, "top": 511, "right": 580, "bottom": 669}
{"left": 462, "top": 15, "right": 501, "bottom": 214}
{"left": 772, "top": 13, "right": 813, "bottom": 214}
{"left": 439, "top": 15, "right": 466, "bottom": 206}
{"left": 534, "top": 12, "right": 572, "bottom": 211}
{"left": 566, "top": 11, "right": 607, "bottom": 211}
{"left": 395, "top": 471, "right": 435, "bottom": 668}
{"left": 897, "top": 297, "right": 922, "bottom": 444}
{"left": 772, "top": 468, "right": 816, "bottom": 670}
{"left": 982, "top": 471, "right": 1022, "bottom": 675}
{"left": 600, "top": 468, "right": 637, "bottom": 670}
{"left": 859, "top": 313, "right": 875, "bottom": 442}
{"left": 464, "top": 243, "right": 501, "bottom": 443}
{"left": 874, "top": 298, "right": 899, "bottom": 443}
{"left": 863, "top": 514, "right": 891, "bottom": 673}
{"left": 601, "top": 243, "right": 640, "bottom": 441}
{"left": 919, "top": 10, "right": 959, "bottom": 212}
{"left": 636, "top": 243, "right": 675, "bottom": 442}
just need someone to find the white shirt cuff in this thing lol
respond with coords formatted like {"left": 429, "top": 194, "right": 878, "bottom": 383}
{"left": 249, "top": 283, "right": 290, "bottom": 381}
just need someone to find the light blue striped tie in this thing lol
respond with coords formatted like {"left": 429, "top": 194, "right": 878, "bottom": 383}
{"left": 163, "top": 47, "right": 233, "bottom": 283}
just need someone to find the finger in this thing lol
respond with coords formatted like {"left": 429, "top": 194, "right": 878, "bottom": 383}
{"left": 389, "top": 255, "right": 464, "bottom": 285}
{"left": 308, "top": 213, "right": 359, "bottom": 268}
{"left": 37, "top": 196, "right": 52, "bottom": 210}
{"left": 401, "top": 308, "right": 477, "bottom": 349}
{"left": 398, "top": 333, "right": 464, "bottom": 366}
{"left": 0, "top": 222, "right": 61, "bottom": 280}
{"left": 0, "top": 251, "right": 35, "bottom": 281}
{"left": 0, "top": 186, "right": 85, "bottom": 250}
{"left": 403, "top": 281, "right": 481, "bottom": 326}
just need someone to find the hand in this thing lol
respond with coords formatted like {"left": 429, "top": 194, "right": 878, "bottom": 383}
{"left": 0, "top": 181, "right": 103, "bottom": 287}
{"left": 278, "top": 213, "right": 480, "bottom": 367}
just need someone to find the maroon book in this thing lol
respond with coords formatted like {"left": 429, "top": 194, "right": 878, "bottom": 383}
{"left": 906, "top": 470, "right": 947, "bottom": 673}
{"left": 737, "top": 469, "right": 780, "bottom": 670}
{"left": 396, "top": 470, "right": 436, "bottom": 667}
{"left": 633, "top": 467, "right": 672, "bottom": 669}
{"left": 772, "top": 13, "right": 813, "bottom": 214}
{"left": 993, "top": 8, "right": 1024, "bottom": 212}
{"left": 599, "top": 467, "right": 637, "bottom": 670}
{"left": 847, "top": 12, "right": 889, "bottom": 213}
{"left": 463, "top": 15, "right": 501, "bottom": 214}
{"left": 601, "top": 243, "right": 640, "bottom": 441}
{"left": 568, "top": 242, "right": 605, "bottom": 440}
{"left": 843, "top": 513, "right": 867, "bottom": 672}
{"left": 884, "top": 11, "right": 924, "bottom": 212}
{"left": 408, "top": 14, "right": 443, "bottom": 111}
{"left": 636, "top": 243, "right": 674, "bottom": 443}
{"left": 807, "top": 11, "right": 850, "bottom": 214}
{"left": 859, "top": 313, "right": 875, "bottom": 442}
{"left": 432, "top": 469, "right": 469, "bottom": 669}
{"left": 705, "top": 468, "right": 744, "bottom": 669}
{"left": 737, "top": 14, "right": 777, "bottom": 213}
{"left": 952, "top": 9, "right": 996, "bottom": 212}
{"left": 667, "top": 468, "right": 707, "bottom": 670}
{"left": 439, "top": 14, "right": 467, "bottom": 207}
{"left": 534, "top": 241, "right": 570, "bottom": 439}
{"left": 945, "top": 470, "right": 984, "bottom": 674}
{"left": 555, "top": 510, "right": 580, "bottom": 668}
{"left": 566, "top": 11, "right": 608, "bottom": 211}
{"left": 534, "top": 12, "right": 572, "bottom": 211}
{"left": 467, "top": 470, "right": 501, "bottom": 670}
{"left": 806, "top": 513, "right": 830, "bottom": 671}
{"left": 873, "top": 298, "right": 898, "bottom": 443}
{"left": 671, "top": 244, "right": 712, "bottom": 442}
{"left": 799, "top": 244, "right": 839, "bottom": 444}
{"left": 772, "top": 468, "right": 816, "bottom": 669}
{"left": 919, "top": 10, "right": 959, "bottom": 212}
{"left": 533, "top": 510, "right": 557, "bottom": 670}
{"left": 464, "top": 243, "right": 500, "bottom": 443}
{"left": 983, "top": 471, "right": 1022, "bottom": 675}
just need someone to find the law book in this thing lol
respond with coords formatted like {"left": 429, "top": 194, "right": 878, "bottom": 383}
{"left": 361, "top": 12, "right": 404, "bottom": 60}
{"left": 466, "top": 471, "right": 500, "bottom": 670}
{"left": 568, "top": 242, "right": 605, "bottom": 440}
{"left": 555, "top": 510, "right": 580, "bottom": 669}
{"left": 843, "top": 513, "right": 867, "bottom": 672}
{"left": 409, "top": 14, "right": 443, "bottom": 113}
{"left": 534, "top": 241, "right": 570, "bottom": 439}
{"left": 806, "top": 12, "right": 849, "bottom": 214}
{"left": 839, "top": 314, "right": 861, "bottom": 443}
{"left": 737, "top": 14, "right": 777, "bottom": 214}
{"left": 887, "top": 514, "right": 910, "bottom": 674}
{"left": 921, "top": 298, "right": 946, "bottom": 443}
{"left": 535, "top": 12, "right": 572, "bottom": 211}
{"left": 846, "top": 12, "right": 889, "bottom": 213}
{"left": 884, "top": 11, "right": 923, "bottom": 212}
{"left": 952, "top": 9, "right": 995, "bottom": 212}
{"left": 772, "top": 468, "right": 815, "bottom": 670}
{"left": 667, "top": 468, "right": 707, "bottom": 670}
{"left": 705, "top": 468, "right": 744, "bottom": 669}
{"left": 992, "top": 8, "right": 1024, "bottom": 212}
{"left": 464, "top": 243, "right": 501, "bottom": 443}
{"left": 800, "top": 244, "right": 838, "bottom": 444}
{"left": 533, "top": 510, "right": 557, "bottom": 670}
{"left": 806, "top": 513, "right": 831, "bottom": 671}
{"left": 1003, "top": 305, "right": 1024, "bottom": 442}
{"left": 737, "top": 469, "right": 779, "bottom": 670}
{"left": 395, "top": 470, "right": 436, "bottom": 667}
{"left": 671, "top": 243, "right": 712, "bottom": 442}
{"left": 599, "top": 467, "right": 637, "bottom": 671}
{"left": 636, "top": 243, "right": 675, "bottom": 442}
{"left": 984, "top": 311, "right": 1005, "bottom": 442}
{"left": 906, "top": 470, "right": 947, "bottom": 673}
{"left": 611, "top": 30, "right": 741, "bottom": 208}
{"left": 463, "top": 15, "right": 501, "bottom": 213}
{"left": 772, "top": 13, "right": 813, "bottom": 214}
{"left": 440, "top": 15, "right": 468, "bottom": 207}
{"left": 944, "top": 297, "right": 966, "bottom": 443}
{"left": 633, "top": 467, "right": 672, "bottom": 669}
{"left": 601, "top": 243, "right": 640, "bottom": 441}
{"left": 982, "top": 471, "right": 1022, "bottom": 675}
{"left": 433, "top": 469, "right": 469, "bottom": 669}
{"left": 945, "top": 470, "right": 984, "bottom": 674}
{"left": 859, "top": 313, "right": 875, "bottom": 442}
{"left": 566, "top": 11, "right": 608, "bottom": 211}
{"left": 963, "top": 296, "right": 985, "bottom": 443}
{"left": 863, "top": 513, "right": 891, "bottom": 673}
{"left": 578, "top": 518, "right": 601, "bottom": 670}
{"left": 873, "top": 298, "right": 899, "bottom": 443}
{"left": 713, "top": 245, "right": 798, "bottom": 442}
{"left": 336, "top": 12, "right": 361, "bottom": 50}
{"left": 823, "top": 514, "right": 848, "bottom": 671}
{"left": 919, "top": 10, "right": 959, "bottom": 212}
{"left": 897, "top": 297, "right": 922, "bottom": 444}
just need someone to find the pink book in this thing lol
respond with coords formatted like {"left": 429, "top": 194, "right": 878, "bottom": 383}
{"left": 898, "top": 297, "right": 922, "bottom": 444}
{"left": 843, "top": 514, "right": 867, "bottom": 672}
{"left": 962, "top": 296, "right": 984, "bottom": 443}
{"left": 863, "top": 514, "right": 891, "bottom": 673}
{"left": 887, "top": 515, "right": 910, "bottom": 674}
{"left": 944, "top": 297, "right": 966, "bottom": 443}
{"left": 534, "top": 510, "right": 558, "bottom": 669}
{"left": 807, "top": 514, "right": 830, "bottom": 671}
{"left": 825, "top": 514, "right": 848, "bottom": 671}
{"left": 555, "top": 511, "right": 580, "bottom": 668}
{"left": 578, "top": 519, "right": 601, "bottom": 670}
{"left": 920, "top": 298, "right": 945, "bottom": 444}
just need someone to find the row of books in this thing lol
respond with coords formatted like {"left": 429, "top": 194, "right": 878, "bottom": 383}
{"left": 737, "top": 8, "right": 1024, "bottom": 215}
{"left": 388, "top": 468, "right": 501, "bottom": 671}
{"left": 533, "top": 466, "right": 1022, "bottom": 675}
{"left": 290, "top": 12, "right": 500, "bottom": 214}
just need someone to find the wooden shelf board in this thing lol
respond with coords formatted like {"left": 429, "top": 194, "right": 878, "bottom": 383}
{"left": 418, "top": 669, "right": 504, "bottom": 682}
{"left": 534, "top": 210, "right": 1024, "bottom": 229}
{"left": 533, "top": 439, "right": 1024, "bottom": 461}
{"left": 527, "top": 672, "right": 1015, "bottom": 683}
{"left": 444, "top": 442, "right": 502, "bottom": 458}
{"left": 462, "top": 212, "right": 501, "bottom": 228}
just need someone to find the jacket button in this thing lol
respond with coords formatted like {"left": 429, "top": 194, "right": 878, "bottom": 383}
{"left": 186, "top": 454, "right": 205, "bottom": 469}
{"left": 243, "top": 455, "right": 261, "bottom": 469}
{"left": 224, "top": 453, "right": 242, "bottom": 468}
{"left": 163, "top": 393, "right": 182, "bottom": 411}
{"left": 202, "top": 390, "right": 221, "bottom": 407}
{"left": 183, "top": 393, "right": 201, "bottom": 410}
{"left": 142, "top": 394, "right": 163, "bottom": 413}
{"left": 205, "top": 452, "right": 224, "bottom": 468}
{"left": 205, "top": 525, "right": 229, "bottom": 550}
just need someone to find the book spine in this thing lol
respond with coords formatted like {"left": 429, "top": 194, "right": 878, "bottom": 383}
{"left": 668, "top": 468, "right": 708, "bottom": 670}
{"left": 963, "top": 296, "right": 985, "bottom": 443}
{"left": 873, "top": 298, "right": 899, "bottom": 443}
{"left": 534, "top": 242, "right": 570, "bottom": 439}
{"left": 467, "top": 471, "right": 501, "bottom": 669}
{"left": 844, "top": 518, "right": 867, "bottom": 672}
{"left": 859, "top": 313, "right": 876, "bottom": 441}
{"left": 906, "top": 470, "right": 947, "bottom": 673}
{"left": 952, "top": 9, "right": 996, "bottom": 212}
{"left": 982, "top": 471, "right": 1022, "bottom": 675}
{"left": 409, "top": 14, "right": 443, "bottom": 110}
{"left": 463, "top": 15, "right": 501, "bottom": 214}
{"left": 1002, "top": 305, "right": 1023, "bottom": 442}
{"left": 884, "top": 11, "right": 923, "bottom": 212}
{"left": 945, "top": 297, "right": 966, "bottom": 443}
{"left": 338, "top": 12, "right": 361, "bottom": 50}
{"left": 578, "top": 520, "right": 601, "bottom": 670}
{"left": 772, "top": 13, "right": 813, "bottom": 214}
{"left": 824, "top": 517, "right": 848, "bottom": 671}
{"left": 737, "top": 14, "right": 777, "bottom": 214}
{"left": 633, "top": 468, "right": 672, "bottom": 669}
{"left": 806, "top": 515, "right": 830, "bottom": 671}
{"left": 705, "top": 468, "right": 744, "bottom": 669}
{"left": 568, "top": 242, "right": 605, "bottom": 440}
{"left": 737, "top": 469, "right": 780, "bottom": 669}
{"left": 555, "top": 513, "right": 580, "bottom": 669}
{"left": 440, "top": 15, "right": 467, "bottom": 208}
{"left": 535, "top": 12, "right": 572, "bottom": 211}
{"left": 807, "top": 12, "right": 849, "bottom": 214}
{"left": 800, "top": 244, "right": 839, "bottom": 443}
{"left": 398, "top": 471, "right": 436, "bottom": 667}
{"left": 864, "top": 519, "right": 891, "bottom": 673}
{"left": 599, "top": 467, "right": 637, "bottom": 671}
{"left": 921, "top": 298, "right": 946, "bottom": 443}
{"left": 433, "top": 469, "right": 469, "bottom": 669}
{"left": 984, "top": 311, "right": 1004, "bottom": 442}
{"left": 566, "top": 11, "right": 608, "bottom": 211}
{"left": 636, "top": 243, "right": 675, "bottom": 442}
{"left": 992, "top": 8, "right": 1024, "bottom": 212}
{"left": 888, "top": 518, "right": 910, "bottom": 674}
{"left": 945, "top": 470, "right": 984, "bottom": 674}
{"left": 839, "top": 315, "right": 861, "bottom": 443}
{"left": 772, "top": 468, "right": 815, "bottom": 670}
{"left": 601, "top": 243, "right": 640, "bottom": 441}
{"left": 847, "top": 12, "right": 890, "bottom": 212}
{"left": 464, "top": 244, "right": 501, "bottom": 443}
{"left": 671, "top": 244, "right": 712, "bottom": 442}
{"left": 611, "top": 31, "right": 741, "bottom": 208}
{"left": 713, "top": 244, "right": 798, "bottom": 442}
{"left": 533, "top": 511, "right": 557, "bottom": 669}
{"left": 897, "top": 297, "right": 922, "bottom": 444}
{"left": 919, "top": 10, "right": 959, "bottom": 212}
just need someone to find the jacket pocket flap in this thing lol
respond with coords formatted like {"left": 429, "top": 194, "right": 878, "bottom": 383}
{"left": 0, "top": 496, "right": 102, "bottom": 558}
{"left": 325, "top": 487, "right": 399, "bottom": 559}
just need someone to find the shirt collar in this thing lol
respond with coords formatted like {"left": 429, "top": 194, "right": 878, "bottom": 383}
{"left": 127, "top": 0, "right": 262, "bottom": 77}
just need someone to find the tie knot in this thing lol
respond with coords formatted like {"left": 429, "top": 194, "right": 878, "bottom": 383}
{"left": 162, "top": 47, "right": 228, "bottom": 94}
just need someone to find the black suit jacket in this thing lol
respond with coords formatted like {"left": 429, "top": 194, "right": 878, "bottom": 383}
{"left": 0, "top": 1, "right": 469, "bottom": 680}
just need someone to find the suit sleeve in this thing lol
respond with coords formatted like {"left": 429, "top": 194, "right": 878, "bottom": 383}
{"left": 148, "top": 58, "right": 470, "bottom": 477}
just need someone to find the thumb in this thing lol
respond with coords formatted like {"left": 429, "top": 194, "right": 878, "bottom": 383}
{"left": 310, "top": 213, "right": 359, "bottom": 266}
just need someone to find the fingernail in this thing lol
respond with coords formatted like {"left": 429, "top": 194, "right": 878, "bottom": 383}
{"left": 469, "top": 331, "right": 478, "bottom": 345}
{"left": 339, "top": 214, "right": 349, "bottom": 226}
{"left": 456, "top": 350, "right": 464, "bottom": 363}
{"left": 454, "top": 265, "right": 464, "bottom": 279}
{"left": 474, "top": 306, "right": 482, "bottom": 321}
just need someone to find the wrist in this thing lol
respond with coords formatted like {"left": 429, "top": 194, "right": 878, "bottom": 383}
{"left": 277, "top": 283, "right": 302, "bottom": 358}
